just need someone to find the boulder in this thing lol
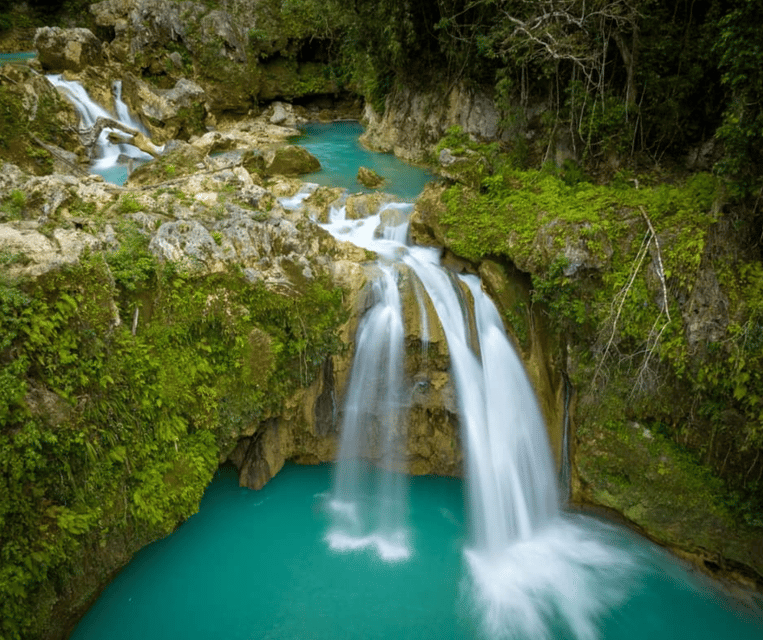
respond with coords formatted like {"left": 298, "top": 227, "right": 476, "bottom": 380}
{"left": 357, "top": 166, "right": 384, "bottom": 188}
{"left": 269, "top": 102, "right": 296, "bottom": 126}
{"left": 0, "top": 223, "right": 103, "bottom": 278}
{"left": 34, "top": 27, "right": 105, "bottom": 72}
{"left": 344, "top": 192, "right": 394, "bottom": 220}
{"left": 262, "top": 145, "right": 321, "bottom": 177}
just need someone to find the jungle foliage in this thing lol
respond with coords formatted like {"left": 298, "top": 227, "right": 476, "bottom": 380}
{"left": 286, "top": 0, "right": 761, "bottom": 193}
{"left": 5, "top": 0, "right": 761, "bottom": 189}
{"left": 435, "top": 133, "right": 763, "bottom": 525}
{"left": 0, "top": 233, "right": 344, "bottom": 639}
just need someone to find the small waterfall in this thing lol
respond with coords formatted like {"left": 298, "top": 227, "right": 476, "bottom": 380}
{"left": 314, "top": 194, "right": 635, "bottom": 640}
{"left": 46, "top": 74, "right": 154, "bottom": 182}
{"left": 327, "top": 263, "right": 410, "bottom": 561}
{"left": 321, "top": 202, "right": 411, "bottom": 560}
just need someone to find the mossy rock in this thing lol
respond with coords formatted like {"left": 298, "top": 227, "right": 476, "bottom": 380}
{"left": 357, "top": 166, "right": 384, "bottom": 188}
{"left": 125, "top": 144, "right": 205, "bottom": 187}
{"left": 575, "top": 418, "right": 763, "bottom": 585}
{"left": 262, "top": 144, "right": 320, "bottom": 177}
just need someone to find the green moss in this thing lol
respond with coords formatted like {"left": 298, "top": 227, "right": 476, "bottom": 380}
{"left": 0, "top": 231, "right": 346, "bottom": 638}
{"left": 433, "top": 136, "right": 763, "bottom": 556}
{"left": 0, "top": 188, "right": 27, "bottom": 220}
{"left": 576, "top": 417, "right": 763, "bottom": 567}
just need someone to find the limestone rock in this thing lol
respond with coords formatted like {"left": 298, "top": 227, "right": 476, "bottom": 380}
{"left": 357, "top": 166, "right": 384, "bottom": 188}
{"left": 0, "top": 223, "right": 102, "bottom": 277}
{"left": 0, "top": 65, "right": 83, "bottom": 174}
{"left": 437, "top": 151, "right": 491, "bottom": 189}
{"left": 269, "top": 102, "right": 293, "bottom": 125}
{"left": 681, "top": 266, "right": 729, "bottom": 348}
{"left": 409, "top": 182, "right": 449, "bottom": 247}
{"left": 533, "top": 219, "right": 614, "bottom": 277}
{"left": 34, "top": 27, "right": 105, "bottom": 72}
{"left": 345, "top": 192, "right": 394, "bottom": 220}
{"left": 262, "top": 145, "right": 321, "bottom": 177}
{"left": 121, "top": 74, "right": 206, "bottom": 140}
{"left": 199, "top": 9, "right": 248, "bottom": 63}
{"left": 188, "top": 118, "right": 301, "bottom": 156}
{"left": 438, "top": 148, "right": 456, "bottom": 166}
{"left": 125, "top": 143, "right": 205, "bottom": 187}
{"left": 90, "top": 0, "right": 204, "bottom": 61}
{"left": 360, "top": 83, "right": 503, "bottom": 163}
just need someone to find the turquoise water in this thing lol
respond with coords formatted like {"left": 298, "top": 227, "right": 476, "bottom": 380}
{"left": 0, "top": 52, "right": 35, "bottom": 65}
{"left": 292, "top": 121, "right": 434, "bottom": 200}
{"left": 70, "top": 464, "right": 762, "bottom": 640}
{"left": 71, "top": 464, "right": 470, "bottom": 640}
{"left": 93, "top": 164, "right": 134, "bottom": 185}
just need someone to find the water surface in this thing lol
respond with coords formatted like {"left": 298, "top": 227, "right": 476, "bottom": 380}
{"left": 0, "top": 51, "right": 35, "bottom": 65}
{"left": 70, "top": 464, "right": 762, "bottom": 640}
{"left": 293, "top": 121, "right": 433, "bottom": 200}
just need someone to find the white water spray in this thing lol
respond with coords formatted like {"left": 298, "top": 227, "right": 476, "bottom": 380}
{"left": 46, "top": 75, "right": 155, "bottom": 181}
{"left": 327, "top": 261, "right": 411, "bottom": 561}
{"left": 285, "top": 163, "right": 636, "bottom": 639}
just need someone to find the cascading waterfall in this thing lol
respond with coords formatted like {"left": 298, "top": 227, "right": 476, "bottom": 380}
{"left": 322, "top": 201, "right": 415, "bottom": 560}
{"left": 64, "top": 121, "right": 763, "bottom": 640}
{"left": 318, "top": 191, "right": 636, "bottom": 640}
{"left": 327, "top": 263, "right": 410, "bottom": 560}
{"left": 46, "top": 75, "right": 155, "bottom": 182}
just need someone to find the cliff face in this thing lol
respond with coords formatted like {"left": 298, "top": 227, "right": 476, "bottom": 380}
{"left": 359, "top": 83, "right": 505, "bottom": 164}
{"left": 408, "top": 156, "right": 763, "bottom": 591}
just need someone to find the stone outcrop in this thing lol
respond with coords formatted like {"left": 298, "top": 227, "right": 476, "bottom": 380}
{"left": 0, "top": 64, "right": 83, "bottom": 175}
{"left": 361, "top": 83, "right": 503, "bottom": 163}
{"left": 87, "top": 0, "right": 347, "bottom": 122}
{"left": 262, "top": 144, "right": 321, "bottom": 177}
{"left": 90, "top": 0, "right": 206, "bottom": 64}
{"left": 121, "top": 74, "right": 206, "bottom": 141}
{"left": 33, "top": 27, "right": 105, "bottom": 72}
{"left": 356, "top": 166, "right": 384, "bottom": 188}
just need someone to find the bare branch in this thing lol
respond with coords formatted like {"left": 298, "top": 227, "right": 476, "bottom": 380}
{"left": 79, "top": 117, "right": 162, "bottom": 160}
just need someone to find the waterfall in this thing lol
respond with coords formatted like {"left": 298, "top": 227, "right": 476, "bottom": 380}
{"left": 327, "top": 263, "right": 410, "bottom": 561}
{"left": 46, "top": 74, "right": 154, "bottom": 182}
{"left": 314, "top": 194, "right": 635, "bottom": 640}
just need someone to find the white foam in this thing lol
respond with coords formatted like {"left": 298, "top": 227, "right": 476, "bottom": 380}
{"left": 327, "top": 498, "right": 359, "bottom": 526}
{"left": 463, "top": 517, "right": 637, "bottom": 640}
{"left": 279, "top": 183, "right": 319, "bottom": 210}
{"left": 326, "top": 529, "right": 412, "bottom": 562}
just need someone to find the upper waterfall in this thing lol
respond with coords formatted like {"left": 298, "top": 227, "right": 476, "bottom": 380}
{"left": 46, "top": 74, "right": 155, "bottom": 183}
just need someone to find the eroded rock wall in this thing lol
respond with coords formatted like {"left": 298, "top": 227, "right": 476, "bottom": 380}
{"left": 360, "top": 83, "right": 504, "bottom": 163}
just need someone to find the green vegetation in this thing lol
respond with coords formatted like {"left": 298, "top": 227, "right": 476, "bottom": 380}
{"left": 0, "top": 188, "right": 26, "bottom": 220}
{"left": 576, "top": 416, "right": 762, "bottom": 565}
{"left": 434, "top": 136, "right": 763, "bottom": 529}
{"left": 0, "top": 232, "right": 345, "bottom": 638}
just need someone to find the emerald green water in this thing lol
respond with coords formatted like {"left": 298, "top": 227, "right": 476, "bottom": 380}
{"left": 0, "top": 52, "right": 35, "bottom": 65}
{"left": 292, "top": 121, "right": 433, "bottom": 200}
{"left": 71, "top": 464, "right": 469, "bottom": 639}
{"left": 70, "top": 464, "right": 762, "bottom": 639}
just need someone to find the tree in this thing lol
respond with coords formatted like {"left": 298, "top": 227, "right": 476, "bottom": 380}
{"left": 714, "top": 0, "right": 763, "bottom": 195}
